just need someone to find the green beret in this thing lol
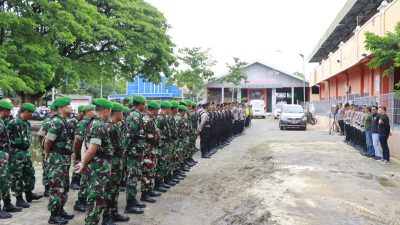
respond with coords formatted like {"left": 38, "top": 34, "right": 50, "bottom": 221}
{"left": 78, "top": 105, "right": 85, "bottom": 112}
{"left": 49, "top": 104, "right": 56, "bottom": 111}
{"left": 54, "top": 97, "right": 72, "bottom": 108}
{"left": 178, "top": 105, "right": 188, "bottom": 111}
{"left": 112, "top": 102, "right": 124, "bottom": 111}
{"left": 122, "top": 107, "right": 130, "bottom": 113}
{"left": 170, "top": 101, "right": 179, "bottom": 108}
{"left": 92, "top": 98, "right": 113, "bottom": 109}
{"left": 0, "top": 100, "right": 13, "bottom": 110}
{"left": 123, "top": 97, "right": 132, "bottom": 103}
{"left": 83, "top": 105, "right": 95, "bottom": 112}
{"left": 21, "top": 103, "right": 36, "bottom": 112}
{"left": 132, "top": 95, "right": 147, "bottom": 104}
{"left": 185, "top": 100, "right": 192, "bottom": 106}
{"left": 147, "top": 101, "right": 160, "bottom": 109}
{"left": 179, "top": 101, "right": 188, "bottom": 106}
{"left": 161, "top": 101, "right": 172, "bottom": 108}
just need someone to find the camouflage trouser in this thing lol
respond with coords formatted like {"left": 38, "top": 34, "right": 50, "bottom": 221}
{"left": 0, "top": 151, "right": 10, "bottom": 202}
{"left": 77, "top": 166, "right": 91, "bottom": 202}
{"left": 121, "top": 156, "right": 127, "bottom": 184}
{"left": 8, "top": 149, "right": 35, "bottom": 196}
{"left": 140, "top": 147, "right": 158, "bottom": 192}
{"left": 155, "top": 143, "right": 169, "bottom": 179}
{"left": 173, "top": 140, "right": 181, "bottom": 171}
{"left": 103, "top": 156, "right": 123, "bottom": 218}
{"left": 47, "top": 152, "right": 70, "bottom": 211}
{"left": 85, "top": 157, "right": 111, "bottom": 225}
{"left": 167, "top": 141, "right": 175, "bottom": 174}
{"left": 40, "top": 148, "right": 49, "bottom": 186}
{"left": 189, "top": 135, "right": 196, "bottom": 158}
{"left": 126, "top": 149, "right": 144, "bottom": 201}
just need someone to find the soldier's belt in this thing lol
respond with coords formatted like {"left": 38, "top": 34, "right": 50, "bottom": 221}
{"left": 96, "top": 152, "right": 113, "bottom": 160}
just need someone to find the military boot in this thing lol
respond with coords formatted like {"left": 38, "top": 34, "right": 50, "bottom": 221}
{"left": 48, "top": 209, "right": 68, "bottom": 224}
{"left": 148, "top": 190, "right": 161, "bottom": 197}
{"left": 73, "top": 198, "right": 87, "bottom": 212}
{"left": 124, "top": 201, "right": 144, "bottom": 214}
{"left": 3, "top": 198, "right": 22, "bottom": 212}
{"left": 25, "top": 192, "right": 43, "bottom": 202}
{"left": 16, "top": 195, "right": 30, "bottom": 208}
{"left": 140, "top": 191, "right": 156, "bottom": 203}
{"left": 154, "top": 179, "right": 168, "bottom": 193}
{"left": 111, "top": 210, "right": 130, "bottom": 222}
{"left": 0, "top": 205, "right": 12, "bottom": 219}
{"left": 102, "top": 217, "right": 117, "bottom": 225}
{"left": 161, "top": 178, "right": 171, "bottom": 189}
{"left": 70, "top": 176, "right": 80, "bottom": 190}
{"left": 165, "top": 175, "right": 177, "bottom": 186}
{"left": 44, "top": 185, "right": 50, "bottom": 197}
{"left": 59, "top": 207, "right": 74, "bottom": 220}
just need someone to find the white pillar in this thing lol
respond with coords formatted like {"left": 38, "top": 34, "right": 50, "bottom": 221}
{"left": 291, "top": 87, "right": 295, "bottom": 104}
{"left": 221, "top": 87, "right": 225, "bottom": 103}
{"left": 272, "top": 88, "right": 277, "bottom": 113}
{"left": 237, "top": 88, "right": 241, "bottom": 103}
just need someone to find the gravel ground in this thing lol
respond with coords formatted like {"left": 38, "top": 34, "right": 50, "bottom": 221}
{"left": 4, "top": 117, "right": 400, "bottom": 225}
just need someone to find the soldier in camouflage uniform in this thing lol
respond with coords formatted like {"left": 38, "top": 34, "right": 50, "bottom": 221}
{"left": 103, "top": 102, "right": 130, "bottom": 224}
{"left": 38, "top": 104, "right": 57, "bottom": 197}
{"left": 44, "top": 97, "right": 74, "bottom": 224}
{"left": 7, "top": 103, "right": 42, "bottom": 208}
{"left": 72, "top": 105, "right": 95, "bottom": 213}
{"left": 172, "top": 104, "right": 190, "bottom": 180}
{"left": 185, "top": 101, "right": 198, "bottom": 166}
{"left": 69, "top": 105, "right": 86, "bottom": 190}
{"left": 140, "top": 101, "right": 161, "bottom": 202}
{"left": 0, "top": 101, "right": 15, "bottom": 219}
{"left": 154, "top": 101, "right": 172, "bottom": 193}
{"left": 75, "top": 98, "right": 114, "bottom": 225}
{"left": 119, "top": 106, "right": 131, "bottom": 192}
{"left": 124, "top": 95, "right": 147, "bottom": 213}
{"left": 164, "top": 101, "right": 180, "bottom": 186}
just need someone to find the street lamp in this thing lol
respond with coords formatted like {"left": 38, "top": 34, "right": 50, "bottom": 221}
{"left": 299, "top": 54, "right": 306, "bottom": 107}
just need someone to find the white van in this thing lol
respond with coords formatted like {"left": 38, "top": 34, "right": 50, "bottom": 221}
{"left": 250, "top": 99, "right": 266, "bottom": 118}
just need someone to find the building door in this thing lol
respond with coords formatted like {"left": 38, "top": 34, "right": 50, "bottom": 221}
{"left": 267, "top": 89, "right": 272, "bottom": 112}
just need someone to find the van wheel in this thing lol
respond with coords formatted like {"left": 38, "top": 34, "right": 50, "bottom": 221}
{"left": 280, "top": 126, "right": 284, "bottom": 130}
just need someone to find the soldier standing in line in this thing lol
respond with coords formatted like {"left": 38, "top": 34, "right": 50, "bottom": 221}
{"left": 70, "top": 105, "right": 86, "bottom": 190}
{"left": 185, "top": 101, "right": 197, "bottom": 167}
{"left": 154, "top": 101, "right": 172, "bottom": 193}
{"left": 103, "top": 102, "right": 130, "bottom": 224}
{"left": 165, "top": 101, "right": 181, "bottom": 185}
{"left": 0, "top": 101, "right": 21, "bottom": 219}
{"left": 38, "top": 104, "right": 57, "bottom": 197}
{"left": 44, "top": 97, "right": 75, "bottom": 224}
{"left": 140, "top": 101, "right": 162, "bottom": 202}
{"left": 7, "top": 103, "right": 43, "bottom": 208}
{"left": 124, "top": 95, "right": 147, "bottom": 213}
{"left": 75, "top": 98, "right": 114, "bottom": 225}
{"left": 119, "top": 106, "right": 131, "bottom": 192}
{"left": 72, "top": 105, "right": 95, "bottom": 213}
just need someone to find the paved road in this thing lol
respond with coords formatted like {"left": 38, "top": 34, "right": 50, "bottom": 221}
{"left": 4, "top": 118, "right": 400, "bottom": 225}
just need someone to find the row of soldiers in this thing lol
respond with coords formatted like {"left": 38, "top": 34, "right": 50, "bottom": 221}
{"left": 343, "top": 104, "right": 368, "bottom": 153}
{"left": 0, "top": 96, "right": 249, "bottom": 225}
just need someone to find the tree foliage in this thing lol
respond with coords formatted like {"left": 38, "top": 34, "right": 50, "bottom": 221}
{"left": 365, "top": 22, "right": 400, "bottom": 77}
{"left": 170, "top": 47, "right": 216, "bottom": 101}
{"left": 0, "top": 0, "right": 176, "bottom": 103}
{"left": 224, "top": 57, "right": 248, "bottom": 86}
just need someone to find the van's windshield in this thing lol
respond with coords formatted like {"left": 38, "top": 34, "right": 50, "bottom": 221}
{"left": 282, "top": 106, "right": 304, "bottom": 113}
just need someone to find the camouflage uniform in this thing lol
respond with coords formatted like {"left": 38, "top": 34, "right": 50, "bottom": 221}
{"left": 187, "top": 110, "right": 197, "bottom": 158}
{"left": 141, "top": 112, "right": 159, "bottom": 192}
{"left": 168, "top": 114, "right": 178, "bottom": 174}
{"left": 124, "top": 109, "right": 145, "bottom": 201}
{"left": 103, "top": 119, "right": 124, "bottom": 218}
{"left": 174, "top": 113, "right": 189, "bottom": 168}
{"left": 45, "top": 113, "right": 72, "bottom": 212}
{"left": 7, "top": 117, "right": 35, "bottom": 197}
{"left": 68, "top": 116, "right": 80, "bottom": 186}
{"left": 38, "top": 117, "right": 51, "bottom": 187}
{"left": 0, "top": 118, "right": 10, "bottom": 203}
{"left": 155, "top": 112, "right": 170, "bottom": 179}
{"left": 74, "top": 117, "right": 91, "bottom": 203}
{"left": 84, "top": 116, "right": 113, "bottom": 225}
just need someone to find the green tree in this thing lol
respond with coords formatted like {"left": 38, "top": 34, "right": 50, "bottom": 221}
{"left": 170, "top": 47, "right": 216, "bottom": 101}
{"left": 0, "top": 0, "right": 175, "bottom": 103}
{"left": 365, "top": 22, "right": 400, "bottom": 85}
{"left": 224, "top": 57, "right": 247, "bottom": 102}
{"left": 294, "top": 71, "right": 304, "bottom": 78}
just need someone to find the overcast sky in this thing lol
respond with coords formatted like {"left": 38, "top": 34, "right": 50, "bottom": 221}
{"left": 146, "top": 0, "right": 348, "bottom": 78}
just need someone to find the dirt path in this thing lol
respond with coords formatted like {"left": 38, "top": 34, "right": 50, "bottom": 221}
{"left": 5, "top": 118, "right": 400, "bottom": 225}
